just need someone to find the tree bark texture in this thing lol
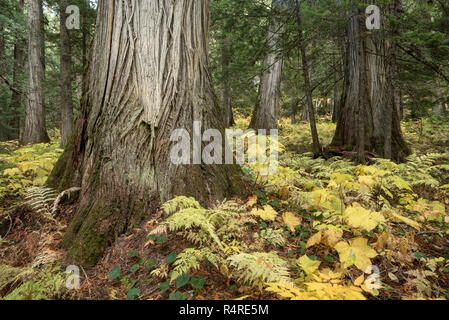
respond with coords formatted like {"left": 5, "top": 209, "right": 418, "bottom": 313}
{"left": 221, "top": 33, "right": 234, "bottom": 127}
{"left": 250, "top": 0, "right": 285, "bottom": 130}
{"left": 21, "top": 0, "right": 49, "bottom": 144}
{"left": 48, "top": 0, "right": 244, "bottom": 266}
{"left": 60, "top": 0, "right": 74, "bottom": 148}
{"left": 331, "top": 0, "right": 410, "bottom": 162}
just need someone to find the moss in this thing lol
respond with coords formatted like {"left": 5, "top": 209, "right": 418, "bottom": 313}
{"left": 0, "top": 265, "right": 34, "bottom": 297}
{"left": 2, "top": 265, "right": 71, "bottom": 300}
{"left": 66, "top": 228, "right": 108, "bottom": 268}
{"left": 46, "top": 133, "right": 76, "bottom": 191}
{"left": 62, "top": 198, "right": 116, "bottom": 267}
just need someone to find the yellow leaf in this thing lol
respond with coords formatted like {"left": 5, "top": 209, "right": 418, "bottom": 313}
{"left": 297, "top": 255, "right": 321, "bottom": 275}
{"left": 390, "top": 176, "right": 412, "bottom": 191}
{"left": 252, "top": 205, "right": 278, "bottom": 221}
{"left": 354, "top": 274, "right": 365, "bottom": 286}
{"left": 383, "top": 210, "right": 421, "bottom": 231}
{"left": 18, "top": 161, "right": 39, "bottom": 173}
{"left": 3, "top": 168, "right": 22, "bottom": 176}
{"left": 322, "top": 229, "right": 343, "bottom": 247}
{"left": 344, "top": 203, "right": 385, "bottom": 231}
{"left": 358, "top": 175, "right": 377, "bottom": 188}
{"left": 334, "top": 237, "right": 378, "bottom": 271}
{"left": 246, "top": 196, "right": 258, "bottom": 209}
{"left": 306, "top": 231, "right": 322, "bottom": 248}
{"left": 282, "top": 212, "right": 301, "bottom": 232}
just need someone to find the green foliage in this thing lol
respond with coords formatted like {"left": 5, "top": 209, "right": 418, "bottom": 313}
{"left": 227, "top": 252, "right": 291, "bottom": 286}
{"left": 170, "top": 248, "right": 224, "bottom": 281}
{"left": 257, "top": 228, "right": 286, "bottom": 247}
{"left": 0, "top": 264, "right": 72, "bottom": 300}
{"left": 161, "top": 196, "right": 202, "bottom": 216}
{"left": 0, "top": 139, "right": 63, "bottom": 200}
{"left": 109, "top": 266, "right": 121, "bottom": 280}
{"left": 126, "top": 288, "right": 140, "bottom": 300}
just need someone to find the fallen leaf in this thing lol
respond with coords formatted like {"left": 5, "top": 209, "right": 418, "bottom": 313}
{"left": 334, "top": 237, "right": 378, "bottom": 271}
{"left": 252, "top": 205, "right": 278, "bottom": 221}
{"left": 344, "top": 203, "right": 385, "bottom": 231}
{"left": 283, "top": 212, "right": 302, "bottom": 232}
{"left": 306, "top": 231, "right": 322, "bottom": 249}
{"left": 297, "top": 255, "right": 321, "bottom": 275}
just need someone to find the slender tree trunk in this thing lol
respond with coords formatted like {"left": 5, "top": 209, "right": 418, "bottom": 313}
{"left": 48, "top": 0, "right": 244, "bottom": 267}
{"left": 250, "top": 0, "right": 285, "bottom": 130}
{"left": 59, "top": 0, "right": 74, "bottom": 148}
{"left": 331, "top": 0, "right": 410, "bottom": 162}
{"left": 290, "top": 95, "right": 298, "bottom": 124}
{"left": 4, "top": 0, "right": 25, "bottom": 141}
{"left": 21, "top": 0, "right": 49, "bottom": 145}
{"left": 9, "top": 4, "right": 25, "bottom": 140}
{"left": 391, "top": 0, "right": 403, "bottom": 121}
{"left": 0, "top": 22, "right": 9, "bottom": 141}
{"left": 221, "top": 31, "right": 234, "bottom": 127}
{"left": 301, "top": 102, "right": 309, "bottom": 121}
{"left": 295, "top": 0, "right": 321, "bottom": 156}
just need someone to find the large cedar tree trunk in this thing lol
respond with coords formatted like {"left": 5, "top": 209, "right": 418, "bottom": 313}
{"left": 48, "top": 0, "right": 243, "bottom": 266}
{"left": 21, "top": 0, "right": 49, "bottom": 145}
{"left": 331, "top": 0, "right": 410, "bottom": 162}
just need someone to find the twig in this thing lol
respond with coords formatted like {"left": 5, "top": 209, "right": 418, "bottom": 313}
{"left": 80, "top": 265, "right": 92, "bottom": 298}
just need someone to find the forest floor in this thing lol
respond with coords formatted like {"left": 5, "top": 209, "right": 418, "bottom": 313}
{"left": 0, "top": 116, "right": 448, "bottom": 300}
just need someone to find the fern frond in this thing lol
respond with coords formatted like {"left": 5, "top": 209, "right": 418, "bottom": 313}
{"left": 259, "top": 228, "right": 286, "bottom": 247}
{"left": 25, "top": 187, "right": 57, "bottom": 216}
{"left": 170, "top": 248, "right": 224, "bottom": 281}
{"left": 162, "top": 196, "right": 202, "bottom": 216}
{"left": 163, "top": 208, "right": 224, "bottom": 250}
{"left": 227, "top": 252, "right": 291, "bottom": 285}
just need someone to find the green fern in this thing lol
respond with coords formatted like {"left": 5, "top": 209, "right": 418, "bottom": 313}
{"left": 227, "top": 252, "right": 291, "bottom": 285}
{"left": 170, "top": 248, "right": 225, "bottom": 281}
{"left": 258, "top": 228, "right": 286, "bottom": 247}
{"left": 162, "top": 196, "right": 202, "bottom": 216}
{"left": 163, "top": 208, "right": 224, "bottom": 250}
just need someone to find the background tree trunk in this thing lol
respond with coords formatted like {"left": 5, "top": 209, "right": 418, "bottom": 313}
{"left": 21, "top": 0, "right": 49, "bottom": 145}
{"left": 295, "top": 0, "right": 321, "bottom": 156}
{"left": 221, "top": 31, "right": 234, "bottom": 127}
{"left": 9, "top": 0, "right": 25, "bottom": 140}
{"left": 250, "top": 0, "right": 285, "bottom": 130}
{"left": 59, "top": 0, "right": 74, "bottom": 148}
{"left": 290, "top": 95, "right": 298, "bottom": 124}
{"left": 49, "top": 0, "right": 244, "bottom": 267}
{"left": 331, "top": 0, "right": 410, "bottom": 162}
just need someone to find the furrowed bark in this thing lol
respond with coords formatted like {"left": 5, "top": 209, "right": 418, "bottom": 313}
{"left": 49, "top": 0, "right": 244, "bottom": 267}
{"left": 295, "top": 0, "right": 322, "bottom": 156}
{"left": 250, "top": 0, "right": 285, "bottom": 130}
{"left": 21, "top": 0, "right": 49, "bottom": 145}
{"left": 60, "top": 0, "right": 74, "bottom": 148}
{"left": 331, "top": 0, "right": 410, "bottom": 162}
